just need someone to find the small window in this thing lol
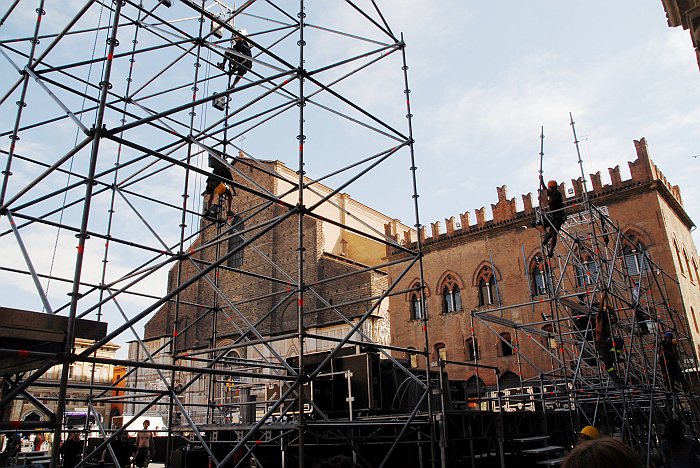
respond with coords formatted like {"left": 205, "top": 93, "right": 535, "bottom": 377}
{"left": 406, "top": 347, "right": 417, "bottom": 368}
{"left": 531, "top": 255, "right": 547, "bottom": 295}
{"left": 542, "top": 324, "right": 557, "bottom": 349}
{"left": 465, "top": 337, "right": 479, "bottom": 361}
{"left": 410, "top": 292, "right": 424, "bottom": 320}
{"left": 227, "top": 216, "right": 244, "bottom": 268}
{"left": 499, "top": 332, "right": 513, "bottom": 357}
{"left": 434, "top": 342, "right": 447, "bottom": 362}
{"left": 674, "top": 239, "right": 685, "bottom": 275}
{"left": 578, "top": 256, "right": 599, "bottom": 286}
{"left": 684, "top": 249, "right": 694, "bottom": 283}
{"left": 692, "top": 307, "right": 699, "bottom": 334}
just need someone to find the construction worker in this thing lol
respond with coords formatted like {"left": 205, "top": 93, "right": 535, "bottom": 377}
{"left": 594, "top": 292, "right": 623, "bottom": 383}
{"left": 659, "top": 331, "right": 684, "bottom": 389}
{"left": 217, "top": 29, "right": 252, "bottom": 88}
{"left": 539, "top": 177, "right": 566, "bottom": 258}
{"left": 203, "top": 155, "right": 235, "bottom": 221}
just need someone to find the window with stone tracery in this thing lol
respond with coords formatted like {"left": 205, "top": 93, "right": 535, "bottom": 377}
{"left": 440, "top": 274, "right": 463, "bottom": 313}
{"left": 476, "top": 266, "right": 497, "bottom": 307}
{"left": 622, "top": 232, "right": 648, "bottom": 276}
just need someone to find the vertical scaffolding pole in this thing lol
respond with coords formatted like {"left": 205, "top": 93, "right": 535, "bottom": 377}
{"left": 295, "top": 2, "right": 306, "bottom": 466}
{"left": 51, "top": 3, "right": 122, "bottom": 467}
{"left": 400, "top": 33, "right": 436, "bottom": 468}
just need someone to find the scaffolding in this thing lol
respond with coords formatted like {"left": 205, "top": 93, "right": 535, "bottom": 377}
{"left": 0, "top": 1, "right": 435, "bottom": 467}
{"left": 468, "top": 122, "right": 700, "bottom": 465}
{"left": 2, "top": 2, "right": 699, "bottom": 468}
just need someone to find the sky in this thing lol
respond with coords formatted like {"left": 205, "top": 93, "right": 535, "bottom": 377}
{"left": 0, "top": 1, "right": 699, "bottom": 357}
{"left": 374, "top": 1, "right": 700, "bottom": 245}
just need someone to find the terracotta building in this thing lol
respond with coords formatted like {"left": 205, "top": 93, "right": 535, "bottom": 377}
{"left": 385, "top": 138, "right": 700, "bottom": 389}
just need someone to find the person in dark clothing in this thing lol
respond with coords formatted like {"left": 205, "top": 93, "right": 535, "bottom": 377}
{"left": 0, "top": 433, "right": 21, "bottom": 466}
{"left": 59, "top": 432, "right": 83, "bottom": 468}
{"left": 203, "top": 155, "right": 235, "bottom": 220}
{"left": 102, "top": 431, "right": 134, "bottom": 468}
{"left": 659, "top": 331, "right": 685, "bottom": 389}
{"left": 661, "top": 419, "right": 700, "bottom": 468}
{"left": 217, "top": 29, "right": 253, "bottom": 88}
{"left": 540, "top": 177, "right": 566, "bottom": 258}
{"left": 594, "top": 292, "right": 622, "bottom": 383}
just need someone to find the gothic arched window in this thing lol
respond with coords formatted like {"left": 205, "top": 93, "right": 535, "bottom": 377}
{"left": 441, "top": 274, "right": 463, "bottom": 313}
{"left": 622, "top": 233, "right": 648, "bottom": 276}
{"left": 477, "top": 267, "right": 497, "bottom": 306}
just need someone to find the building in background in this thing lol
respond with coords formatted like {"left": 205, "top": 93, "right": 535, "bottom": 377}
{"left": 127, "top": 155, "right": 410, "bottom": 424}
{"left": 7, "top": 339, "right": 119, "bottom": 431}
{"left": 385, "top": 138, "right": 700, "bottom": 395}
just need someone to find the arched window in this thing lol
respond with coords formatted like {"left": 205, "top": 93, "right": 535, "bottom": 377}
{"left": 215, "top": 349, "right": 242, "bottom": 423}
{"left": 477, "top": 266, "right": 497, "bottom": 306}
{"left": 674, "top": 239, "right": 685, "bottom": 275}
{"left": 410, "top": 292, "right": 423, "bottom": 320}
{"left": 466, "top": 375, "right": 486, "bottom": 397}
{"left": 434, "top": 342, "right": 447, "bottom": 362}
{"left": 684, "top": 249, "right": 694, "bottom": 283}
{"left": 531, "top": 254, "right": 547, "bottom": 296}
{"left": 227, "top": 216, "right": 244, "bottom": 268}
{"left": 406, "top": 347, "right": 417, "bottom": 368}
{"left": 441, "top": 274, "right": 462, "bottom": 313}
{"left": 577, "top": 255, "right": 599, "bottom": 286}
{"left": 694, "top": 259, "right": 700, "bottom": 289}
{"left": 498, "top": 332, "right": 513, "bottom": 357}
{"left": 465, "top": 337, "right": 479, "bottom": 361}
{"left": 498, "top": 371, "right": 520, "bottom": 389}
{"left": 622, "top": 232, "right": 649, "bottom": 276}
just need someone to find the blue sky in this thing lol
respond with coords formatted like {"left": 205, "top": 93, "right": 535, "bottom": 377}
{"left": 359, "top": 1, "right": 700, "bottom": 247}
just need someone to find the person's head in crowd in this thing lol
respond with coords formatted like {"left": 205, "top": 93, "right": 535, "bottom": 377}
{"left": 562, "top": 437, "right": 644, "bottom": 468}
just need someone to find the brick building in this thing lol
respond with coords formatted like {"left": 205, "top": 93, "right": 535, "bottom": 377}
{"left": 385, "top": 138, "right": 700, "bottom": 390}
{"left": 128, "top": 154, "right": 410, "bottom": 423}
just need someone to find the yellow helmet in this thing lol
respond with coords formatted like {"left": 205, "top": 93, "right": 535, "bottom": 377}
{"left": 580, "top": 425, "right": 600, "bottom": 440}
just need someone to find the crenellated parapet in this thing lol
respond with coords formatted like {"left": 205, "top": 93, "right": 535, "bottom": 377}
{"left": 385, "top": 137, "right": 687, "bottom": 252}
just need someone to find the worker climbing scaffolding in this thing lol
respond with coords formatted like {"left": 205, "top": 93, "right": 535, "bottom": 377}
{"left": 203, "top": 154, "right": 236, "bottom": 223}
{"left": 217, "top": 28, "right": 253, "bottom": 89}
{"left": 539, "top": 177, "right": 566, "bottom": 258}
{"left": 594, "top": 291, "right": 624, "bottom": 384}
{"left": 659, "top": 331, "right": 686, "bottom": 391}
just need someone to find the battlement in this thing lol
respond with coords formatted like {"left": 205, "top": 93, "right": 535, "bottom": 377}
{"left": 385, "top": 137, "right": 684, "bottom": 250}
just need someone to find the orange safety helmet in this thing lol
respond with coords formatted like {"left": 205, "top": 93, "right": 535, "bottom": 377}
{"left": 579, "top": 425, "right": 600, "bottom": 440}
{"left": 547, "top": 180, "right": 558, "bottom": 188}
